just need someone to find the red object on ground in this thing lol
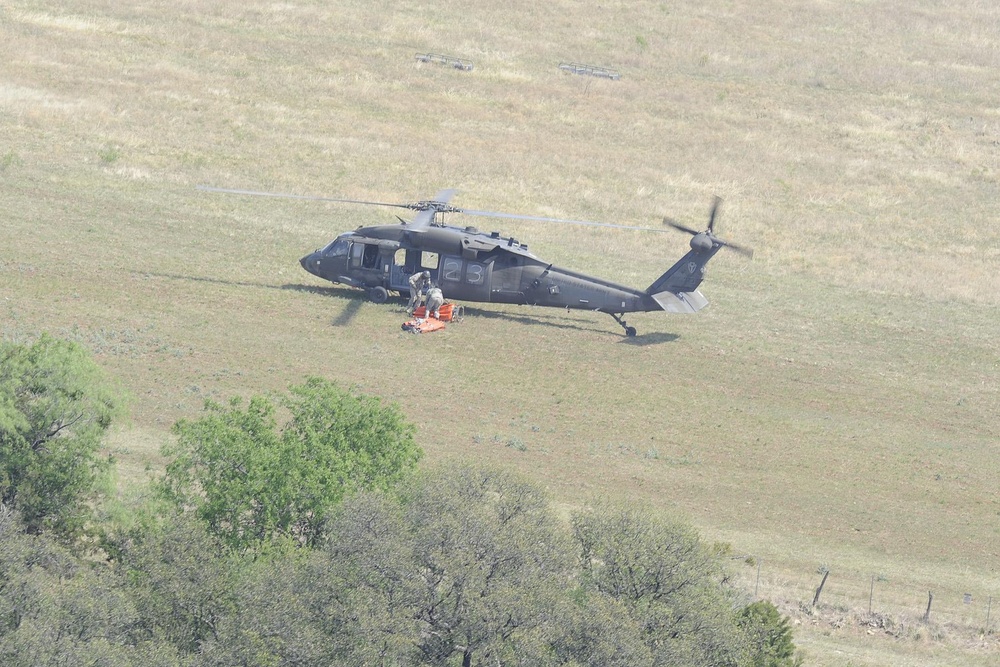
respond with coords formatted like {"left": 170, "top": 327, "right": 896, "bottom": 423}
{"left": 401, "top": 317, "right": 447, "bottom": 334}
{"left": 413, "top": 302, "right": 459, "bottom": 322}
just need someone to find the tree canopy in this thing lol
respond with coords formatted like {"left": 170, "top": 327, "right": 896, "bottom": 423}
{"left": 0, "top": 334, "right": 119, "bottom": 539}
{"left": 195, "top": 464, "right": 796, "bottom": 667}
{"left": 573, "top": 500, "right": 747, "bottom": 666}
{"left": 162, "top": 376, "right": 422, "bottom": 553}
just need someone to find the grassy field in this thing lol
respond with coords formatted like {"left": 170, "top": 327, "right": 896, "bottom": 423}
{"left": 3, "top": 1, "right": 1000, "bottom": 664}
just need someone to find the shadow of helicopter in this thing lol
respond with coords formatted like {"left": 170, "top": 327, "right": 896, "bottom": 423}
{"left": 134, "top": 271, "right": 368, "bottom": 326}
{"left": 329, "top": 298, "right": 364, "bottom": 327}
{"left": 460, "top": 306, "right": 608, "bottom": 335}
{"left": 136, "top": 270, "right": 265, "bottom": 290}
{"left": 136, "top": 271, "right": 680, "bottom": 341}
{"left": 459, "top": 305, "right": 680, "bottom": 344}
{"left": 619, "top": 331, "right": 680, "bottom": 346}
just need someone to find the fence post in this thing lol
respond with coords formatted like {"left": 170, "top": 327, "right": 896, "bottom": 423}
{"left": 868, "top": 575, "right": 875, "bottom": 615}
{"left": 923, "top": 591, "right": 933, "bottom": 622}
{"left": 987, "top": 596, "right": 992, "bottom": 633}
{"left": 812, "top": 569, "right": 830, "bottom": 608}
{"left": 755, "top": 559, "right": 761, "bottom": 598}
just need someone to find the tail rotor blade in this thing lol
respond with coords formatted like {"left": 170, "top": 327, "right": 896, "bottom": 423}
{"left": 721, "top": 240, "right": 754, "bottom": 259}
{"left": 707, "top": 195, "right": 722, "bottom": 233}
{"left": 663, "top": 217, "right": 702, "bottom": 236}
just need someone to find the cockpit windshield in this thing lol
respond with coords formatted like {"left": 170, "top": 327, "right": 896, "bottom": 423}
{"left": 322, "top": 238, "right": 350, "bottom": 257}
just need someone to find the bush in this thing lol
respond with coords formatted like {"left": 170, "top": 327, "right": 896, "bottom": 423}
{"left": 738, "top": 600, "right": 802, "bottom": 667}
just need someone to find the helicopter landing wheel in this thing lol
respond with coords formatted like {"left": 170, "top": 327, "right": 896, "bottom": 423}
{"left": 610, "top": 313, "right": 637, "bottom": 337}
{"left": 368, "top": 286, "right": 389, "bottom": 304}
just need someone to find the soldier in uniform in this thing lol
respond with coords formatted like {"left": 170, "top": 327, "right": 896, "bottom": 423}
{"left": 407, "top": 270, "right": 431, "bottom": 315}
{"left": 425, "top": 285, "right": 444, "bottom": 319}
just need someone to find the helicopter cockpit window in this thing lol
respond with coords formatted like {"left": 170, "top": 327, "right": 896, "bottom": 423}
{"left": 361, "top": 243, "right": 379, "bottom": 269}
{"left": 349, "top": 242, "right": 380, "bottom": 269}
{"left": 322, "top": 239, "right": 350, "bottom": 257}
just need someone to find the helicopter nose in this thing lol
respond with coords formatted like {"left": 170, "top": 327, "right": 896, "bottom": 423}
{"left": 300, "top": 252, "right": 319, "bottom": 276}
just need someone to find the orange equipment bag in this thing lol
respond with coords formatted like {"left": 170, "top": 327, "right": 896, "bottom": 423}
{"left": 401, "top": 317, "right": 447, "bottom": 334}
{"left": 412, "top": 302, "right": 462, "bottom": 322}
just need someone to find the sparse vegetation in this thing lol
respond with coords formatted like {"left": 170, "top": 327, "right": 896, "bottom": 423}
{"left": 3, "top": 1, "right": 999, "bottom": 664}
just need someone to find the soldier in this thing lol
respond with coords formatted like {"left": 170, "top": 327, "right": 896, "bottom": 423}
{"left": 407, "top": 270, "right": 431, "bottom": 315}
{"left": 425, "top": 285, "right": 444, "bottom": 319}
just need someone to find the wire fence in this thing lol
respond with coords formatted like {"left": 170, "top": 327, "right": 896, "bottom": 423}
{"left": 731, "top": 559, "right": 997, "bottom": 644}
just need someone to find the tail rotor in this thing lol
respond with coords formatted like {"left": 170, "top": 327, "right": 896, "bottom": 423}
{"left": 664, "top": 196, "right": 753, "bottom": 259}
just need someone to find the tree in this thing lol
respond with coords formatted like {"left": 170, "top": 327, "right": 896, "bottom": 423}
{"left": 737, "top": 601, "right": 802, "bottom": 667}
{"left": 0, "top": 334, "right": 119, "bottom": 539}
{"left": 400, "top": 464, "right": 575, "bottom": 667}
{"left": 114, "top": 513, "right": 235, "bottom": 655}
{"left": 300, "top": 491, "right": 419, "bottom": 666}
{"left": 572, "top": 501, "right": 744, "bottom": 667}
{"left": 162, "top": 377, "right": 421, "bottom": 553}
{"left": 542, "top": 588, "right": 653, "bottom": 667}
{"left": 195, "top": 553, "right": 325, "bottom": 667}
{"left": 0, "top": 505, "right": 179, "bottom": 667}
{"left": 302, "top": 464, "right": 577, "bottom": 666}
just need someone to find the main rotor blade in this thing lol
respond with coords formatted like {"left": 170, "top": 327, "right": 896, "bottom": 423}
{"left": 458, "top": 208, "right": 669, "bottom": 232}
{"left": 432, "top": 188, "right": 456, "bottom": 207}
{"left": 200, "top": 184, "right": 668, "bottom": 233}
{"left": 196, "top": 185, "right": 413, "bottom": 210}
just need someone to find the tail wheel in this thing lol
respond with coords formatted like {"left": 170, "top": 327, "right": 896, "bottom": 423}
{"left": 369, "top": 286, "right": 389, "bottom": 304}
{"left": 610, "top": 312, "right": 637, "bottom": 337}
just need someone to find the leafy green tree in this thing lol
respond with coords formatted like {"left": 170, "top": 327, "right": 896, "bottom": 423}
{"left": 0, "top": 334, "right": 119, "bottom": 539}
{"left": 114, "top": 512, "right": 235, "bottom": 655}
{"left": 400, "top": 464, "right": 574, "bottom": 667}
{"left": 162, "top": 377, "right": 421, "bottom": 553}
{"left": 0, "top": 505, "right": 179, "bottom": 667}
{"left": 572, "top": 501, "right": 744, "bottom": 667}
{"left": 543, "top": 588, "right": 653, "bottom": 667}
{"left": 301, "top": 464, "right": 576, "bottom": 666}
{"left": 737, "top": 600, "right": 802, "bottom": 667}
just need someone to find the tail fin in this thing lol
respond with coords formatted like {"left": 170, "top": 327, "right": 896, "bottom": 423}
{"left": 644, "top": 244, "right": 722, "bottom": 313}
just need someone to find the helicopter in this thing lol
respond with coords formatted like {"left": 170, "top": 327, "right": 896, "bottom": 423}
{"left": 198, "top": 186, "right": 753, "bottom": 336}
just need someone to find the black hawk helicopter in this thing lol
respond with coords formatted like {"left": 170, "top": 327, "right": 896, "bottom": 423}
{"left": 198, "top": 186, "right": 752, "bottom": 336}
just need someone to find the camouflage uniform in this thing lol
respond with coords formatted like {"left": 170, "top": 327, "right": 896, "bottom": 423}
{"left": 408, "top": 271, "right": 430, "bottom": 315}
{"left": 425, "top": 286, "right": 444, "bottom": 319}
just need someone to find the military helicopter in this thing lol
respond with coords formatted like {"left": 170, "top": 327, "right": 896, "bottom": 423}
{"left": 198, "top": 186, "right": 752, "bottom": 336}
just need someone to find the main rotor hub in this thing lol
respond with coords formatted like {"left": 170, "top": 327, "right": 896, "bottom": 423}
{"left": 409, "top": 200, "right": 460, "bottom": 213}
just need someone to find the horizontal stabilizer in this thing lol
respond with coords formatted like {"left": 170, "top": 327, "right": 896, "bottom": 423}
{"left": 651, "top": 289, "right": 709, "bottom": 314}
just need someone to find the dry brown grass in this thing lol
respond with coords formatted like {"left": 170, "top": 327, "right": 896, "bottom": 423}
{"left": 3, "top": 1, "right": 1000, "bottom": 664}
